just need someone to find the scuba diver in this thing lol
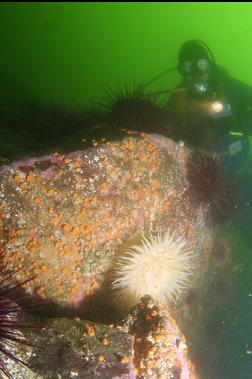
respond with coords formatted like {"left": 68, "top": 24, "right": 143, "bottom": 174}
{"left": 165, "top": 40, "right": 252, "bottom": 246}
{"left": 167, "top": 39, "right": 252, "bottom": 171}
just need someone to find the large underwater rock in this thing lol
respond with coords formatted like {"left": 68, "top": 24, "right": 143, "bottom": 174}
{"left": 3, "top": 296, "right": 198, "bottom": 379}
{"left": 0, "top": 132, "right": 211, "bottom": 307}
{"left": 0, "top": 131, "right": 216, "bottom": 378}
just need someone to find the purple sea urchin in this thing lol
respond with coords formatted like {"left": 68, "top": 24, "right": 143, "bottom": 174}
{"left": 0, "top": 272, "right": 35, "bottom": 378}
{"left": 186, "top": 150, "right": 234, "bottom": 219}
{"left": 112, "top": 231, "right": 194, "bottom": 309}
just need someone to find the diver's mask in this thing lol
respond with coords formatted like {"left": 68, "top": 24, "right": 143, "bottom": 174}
{"left": 179, "top": 58, "right": 212, "bottom": 95}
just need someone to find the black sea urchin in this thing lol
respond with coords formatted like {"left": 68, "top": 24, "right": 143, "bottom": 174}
{"left": 186, "top": 150, "right": 235, "bottom": 220}
{"left": 0, "top": 272, "right": 36, "bottom": 378}
{"left": 102, "top": 84, "right": 171, "bottom": 135}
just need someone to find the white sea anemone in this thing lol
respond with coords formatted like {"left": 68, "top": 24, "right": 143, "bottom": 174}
{"left": 112, "top": 231, "right": 195, "bottom": 308}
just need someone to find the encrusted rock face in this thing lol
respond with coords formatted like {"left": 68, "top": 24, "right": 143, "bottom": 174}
{"left": 4, "top": 297, "right": 198, "bottom": 379}
{"left": 0, "top": 132, "right": 211, "bottom": 308}
{"left": 125, "top": 296, "right": 199, "bottom": 379}
{"left": 28, "top": 317, "right": 135, "bottom": 379}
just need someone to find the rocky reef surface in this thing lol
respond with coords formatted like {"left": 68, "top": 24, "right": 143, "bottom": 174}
{"left": 0, "top": 132, "right": 216, "bottom": 378}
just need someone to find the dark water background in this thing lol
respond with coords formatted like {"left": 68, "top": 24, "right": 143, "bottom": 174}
{"left": 1, "top": 3, "right": 252, "bottom": 378}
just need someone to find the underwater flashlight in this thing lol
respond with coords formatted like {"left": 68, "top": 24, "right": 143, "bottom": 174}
{"left": 209, "top": 101, "right": 232, "bottom": 119}
{"left": 211, "top": 101, "right": 224, "bottom": 113}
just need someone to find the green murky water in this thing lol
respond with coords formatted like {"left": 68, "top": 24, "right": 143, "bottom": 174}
{"left": 0, "top": 3, "right": 252, "bottom": 378}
